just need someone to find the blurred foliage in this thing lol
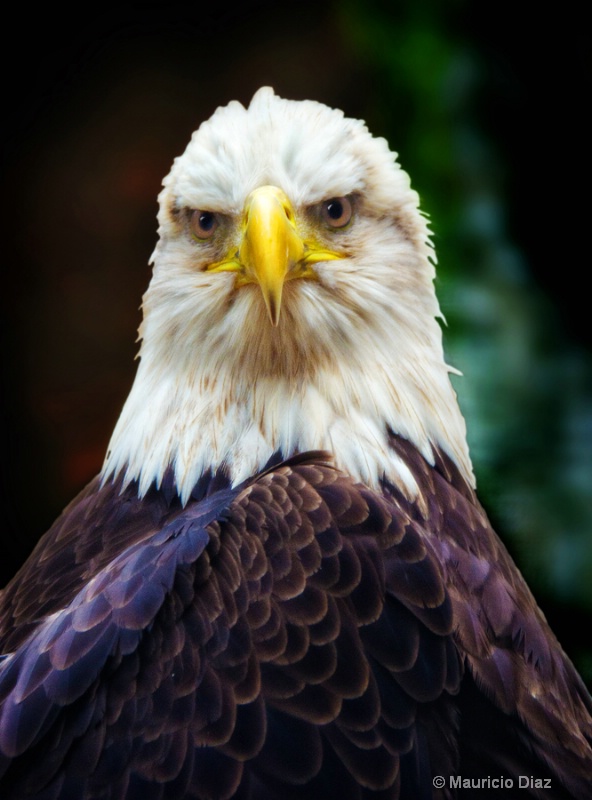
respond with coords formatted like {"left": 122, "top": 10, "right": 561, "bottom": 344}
{"left": 339, "top": 1, "right": 592, "bottom": 654}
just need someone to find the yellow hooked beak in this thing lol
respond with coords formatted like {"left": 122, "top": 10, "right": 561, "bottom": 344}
{"left": 207, "top": 186, "right": 343, "bottom": 326}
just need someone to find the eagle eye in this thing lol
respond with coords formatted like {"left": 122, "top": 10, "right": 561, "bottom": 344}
{"left": 321, "top": 196, "right": 353, "bottom": 228}
{"left": 191, "top": 210, "right": 219, "bottom": 240}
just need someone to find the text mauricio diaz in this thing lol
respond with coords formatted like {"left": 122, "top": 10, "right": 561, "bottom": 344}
{"left": 444, "top": 776, "right": 552, "bottom": 790}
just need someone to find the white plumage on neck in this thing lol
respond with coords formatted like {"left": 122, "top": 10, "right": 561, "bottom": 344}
{"left": 101, "top": 88, "right": 473, "bottom": 503}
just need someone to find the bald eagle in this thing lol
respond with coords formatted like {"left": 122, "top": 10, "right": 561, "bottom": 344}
{"left": 1, "top": 88, "right": 591, "bottom": 800}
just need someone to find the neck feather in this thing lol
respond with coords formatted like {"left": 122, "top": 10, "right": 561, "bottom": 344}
{"left": 102, "top": 326, "right": 473, "bottom": 504}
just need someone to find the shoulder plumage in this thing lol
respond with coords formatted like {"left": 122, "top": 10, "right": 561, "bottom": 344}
{"left": 3, "top": 447, "right": 590, "bottom": 798}
{"left": 388, "top": 438, "right": 592, "bottom": 797}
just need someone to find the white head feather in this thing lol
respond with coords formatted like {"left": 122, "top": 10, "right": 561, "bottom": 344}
{"left": 103, "top": 87, "right": 473, "bottom": 502}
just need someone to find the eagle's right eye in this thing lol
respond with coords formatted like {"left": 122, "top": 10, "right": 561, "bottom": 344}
{"left": 191, "top": 210, "right": 219, "bottom": 240}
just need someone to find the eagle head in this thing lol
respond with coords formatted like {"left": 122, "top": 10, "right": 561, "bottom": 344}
{"left": 103, "top": 88, "right": 473, "bottom": 502}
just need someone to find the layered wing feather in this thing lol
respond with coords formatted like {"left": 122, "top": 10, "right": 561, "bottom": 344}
{"left": 0, "top": 449, "right": 590, "bottom": 799}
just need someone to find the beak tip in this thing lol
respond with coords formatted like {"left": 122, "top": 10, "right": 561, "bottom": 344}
{"left": 267, "top": 299, "right": 280, "bottom": 327}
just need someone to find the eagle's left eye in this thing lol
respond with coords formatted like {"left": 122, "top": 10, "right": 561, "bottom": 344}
{"left": 321, "top": 197, "right": 353, "bottom": 228}
{"left": 191, "top": 210, "right": 219, "bottom": 240}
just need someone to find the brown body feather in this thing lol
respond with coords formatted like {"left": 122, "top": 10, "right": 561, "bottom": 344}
{"left": 1, "top": 443, "right": 590, "bottom": 799}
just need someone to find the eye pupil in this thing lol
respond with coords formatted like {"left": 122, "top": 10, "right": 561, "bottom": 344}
{"left": 199, "top": 212, "right": 214, "bottom": 230}
{"left": 321, "top": 196, "right": 352, "bottom": 228}
{"left": 327, "top": 200, "right": 343, "bottom": 220}
{"left": 191, "top": 209, "right": 219, "bottom": 239}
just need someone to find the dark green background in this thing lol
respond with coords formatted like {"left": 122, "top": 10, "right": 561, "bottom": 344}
{"left": 2, "top": 2, "right": 590, "bottom": 680}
